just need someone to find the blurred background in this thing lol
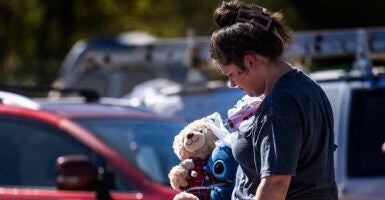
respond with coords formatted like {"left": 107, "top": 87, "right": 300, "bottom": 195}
{"left": 1, "top": 2, "right": 384, "bottom": 199}
{"left": 1, "top": 0, "right": 385, "bottom": 86}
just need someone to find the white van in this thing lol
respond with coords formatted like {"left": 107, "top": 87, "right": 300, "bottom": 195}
{"left": 311, "top": 69, "right": 385, "bottom": 199}
{"left": 54, "top": 31, "right": 211, "bottom": 97}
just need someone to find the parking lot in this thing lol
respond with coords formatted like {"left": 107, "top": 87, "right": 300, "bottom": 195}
{"left": 1, "top": 26, "right": 385, "bottom": 199}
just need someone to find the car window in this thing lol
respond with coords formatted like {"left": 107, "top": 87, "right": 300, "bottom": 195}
{"left": 0, "top": 114, "right": 139, "bottom": 193}
{"left": 347, "top": 88, "right": 385, "bottom": 177}
{"left": 0, "top": 115, "right": 91, "bottom": 187}
{"left": 75, "top": 118, "right": 185, "bottom": 186}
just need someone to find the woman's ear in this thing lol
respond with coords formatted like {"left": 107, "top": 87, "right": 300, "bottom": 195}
{"left": 244, "top": 54, "right": 267, "bottom": 70}
{"left": 243, "top": 54, "right": 258, "bottom": 70}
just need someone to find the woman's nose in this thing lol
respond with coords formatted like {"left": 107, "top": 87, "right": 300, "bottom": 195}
{"left": 229, "top": 79, "right": 237, "bottom": 88}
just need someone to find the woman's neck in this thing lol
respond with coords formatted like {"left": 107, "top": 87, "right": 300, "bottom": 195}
{"left": 264, "top": 59, "right": 294, "bottom": 95}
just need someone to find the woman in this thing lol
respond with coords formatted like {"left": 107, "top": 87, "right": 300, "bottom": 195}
{"left": 210, "top": 1, "right": 338, "bottom": 199}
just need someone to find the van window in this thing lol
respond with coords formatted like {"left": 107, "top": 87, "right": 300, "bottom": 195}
{"left": 347, "top": 88, "right": 385, "bottom": 177}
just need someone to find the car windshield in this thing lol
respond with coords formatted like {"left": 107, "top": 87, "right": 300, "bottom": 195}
{"left": 74, "top": 118, "right": 185, "bottom": 185}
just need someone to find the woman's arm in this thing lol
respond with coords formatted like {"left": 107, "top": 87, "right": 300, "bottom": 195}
{"left": 255, "top": 175, "right": 291, "bottom": 200}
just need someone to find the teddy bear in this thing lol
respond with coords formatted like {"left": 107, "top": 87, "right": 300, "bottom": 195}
{"left": 168, "top": 94, "right": 263, "bottom": 200}
{"left": 168, "top": 117, "right": 223, "bottom": 200}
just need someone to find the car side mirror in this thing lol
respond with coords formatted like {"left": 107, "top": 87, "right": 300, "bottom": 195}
{"left": 55, "top": 155, "right": 97, "bottom": 190}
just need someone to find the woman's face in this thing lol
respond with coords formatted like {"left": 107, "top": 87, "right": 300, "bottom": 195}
{"left": 220, "top": 62, "right": 265, "bottom": 97}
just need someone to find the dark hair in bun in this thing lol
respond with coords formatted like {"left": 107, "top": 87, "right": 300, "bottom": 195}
{"left": 210, "top": 0, "right": 293, "bottom": 68}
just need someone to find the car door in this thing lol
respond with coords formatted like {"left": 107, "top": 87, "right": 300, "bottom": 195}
{"left": 0, "top": 114, "right": 142, "bottom": 200}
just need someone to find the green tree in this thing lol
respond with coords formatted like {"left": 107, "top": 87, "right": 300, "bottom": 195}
{"left": 0, "top": 0, "right": 223, "bottom": 85}
{"left": 0, "top": 0, "right": 384, "bottom": 85}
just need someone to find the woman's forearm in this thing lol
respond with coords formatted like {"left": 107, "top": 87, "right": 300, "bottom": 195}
{"left": 255, "top": 175, "right": 291, "bottom": 200}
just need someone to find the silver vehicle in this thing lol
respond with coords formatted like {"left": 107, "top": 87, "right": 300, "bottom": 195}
{"left": 311, "top": 69, "right": 385, "bottom": 200}
{"left": 308, "top": 29, "right": 385, "bottom": 199}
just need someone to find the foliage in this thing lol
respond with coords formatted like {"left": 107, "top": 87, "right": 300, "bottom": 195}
{"left": 0, "top": 0, "right": 384, "bottom": 85}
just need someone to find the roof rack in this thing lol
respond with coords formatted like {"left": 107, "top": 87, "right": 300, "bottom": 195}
{"left": 286, "top": 26, "right": 385, "bottom": 58}
{"left": 289, "top": 27, "right": 385, "bottom": 81}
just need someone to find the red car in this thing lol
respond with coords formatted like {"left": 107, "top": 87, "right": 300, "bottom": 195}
{"left": 0, "top": 92, "right": 185, "bottom": 199}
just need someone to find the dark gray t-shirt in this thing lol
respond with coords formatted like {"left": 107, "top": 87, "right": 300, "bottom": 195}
{"left": 232, "top": 69, "right": 338, "bottom": 200}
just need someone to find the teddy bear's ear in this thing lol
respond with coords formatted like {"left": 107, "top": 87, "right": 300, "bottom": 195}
{"left": 173, "top": 135, "right": 182, "bottom": 155}
{"left": 173, "top": 134, "right": 189, "bottom": 160}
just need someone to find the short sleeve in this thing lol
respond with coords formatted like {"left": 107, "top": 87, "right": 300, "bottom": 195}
{"left": 258, "top": 115, "right": 302, "bottom": 178}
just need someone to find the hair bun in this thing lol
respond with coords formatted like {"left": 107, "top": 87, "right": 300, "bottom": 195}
{"left": 213, "top": 1, "right": 241, "bottom": 28}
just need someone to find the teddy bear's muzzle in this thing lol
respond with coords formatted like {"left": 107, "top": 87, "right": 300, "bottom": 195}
{"left": 184, "top": 132, "right": 206, "bottom": 153}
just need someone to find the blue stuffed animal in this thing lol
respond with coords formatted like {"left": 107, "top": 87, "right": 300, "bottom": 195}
{"left": 206, "top": 143, "right": 238, "bottom": 200}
